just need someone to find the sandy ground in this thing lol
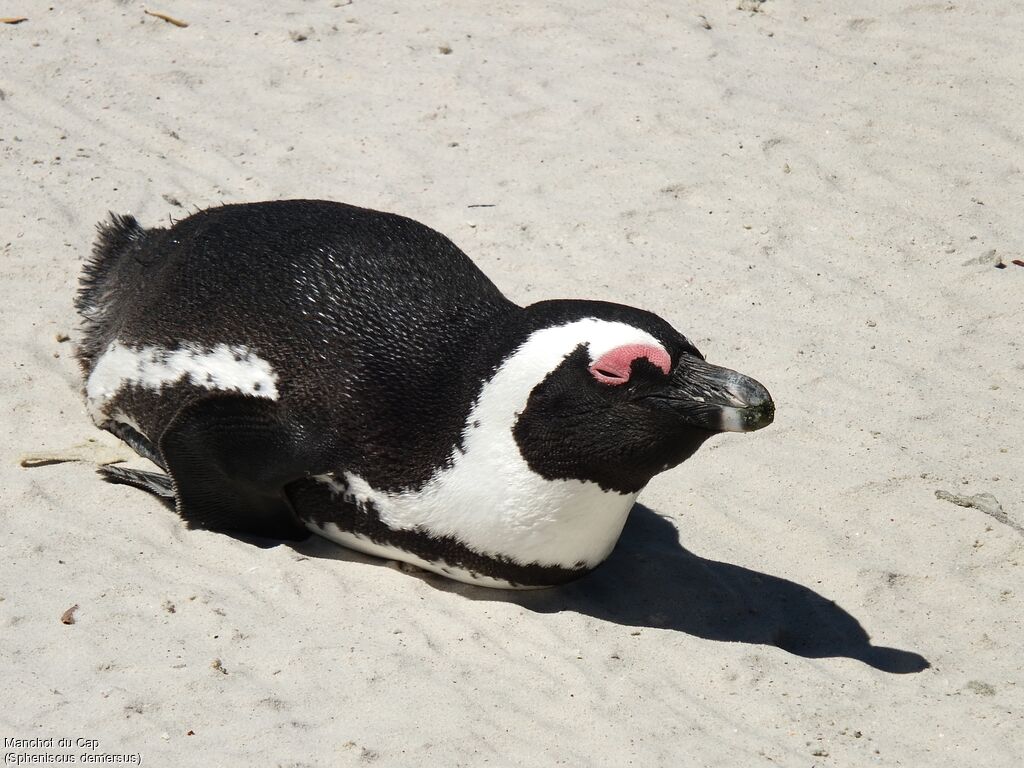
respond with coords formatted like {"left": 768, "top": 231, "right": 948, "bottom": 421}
{"left": 2, "top": 1, "right": 1022, "bottom": 765}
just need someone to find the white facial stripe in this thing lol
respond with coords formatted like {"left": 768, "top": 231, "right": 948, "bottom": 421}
{"left": 308, "top": 318, "right": 651, "bottom": 570}
{"left": 564, "top": 319, "right": 666, "bottom": 364}
{"left": 86, "top": 340, "right": 278, "bottom": 418}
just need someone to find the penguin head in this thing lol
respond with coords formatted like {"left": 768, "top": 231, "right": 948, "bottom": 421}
{"left": 505, "top": 300, "right": 774, "bottom": 493}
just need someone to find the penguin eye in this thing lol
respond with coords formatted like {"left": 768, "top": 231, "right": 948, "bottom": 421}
{"left": 592, "top": 367, "right": 628, "bottom": 384}
{"left": 589, "top": 343, "right": 671, "bottom": 386}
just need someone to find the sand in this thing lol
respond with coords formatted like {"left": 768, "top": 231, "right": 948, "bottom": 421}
{"left": 2, "top": 1, "right": 1021, "bottom": 765}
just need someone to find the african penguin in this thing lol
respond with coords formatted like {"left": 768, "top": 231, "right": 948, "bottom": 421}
{"left": 75, "top": 200, "right": 774, "bottom": 589}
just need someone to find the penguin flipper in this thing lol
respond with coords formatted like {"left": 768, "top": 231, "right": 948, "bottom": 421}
{"left": 158, "top": 394, "right": 323, "bottom": 541}
{"left": 98, "top": 465, "right": 176, "bottom": 508}
{"left": 106, "top": 419, "right": 165, "bottom": 469}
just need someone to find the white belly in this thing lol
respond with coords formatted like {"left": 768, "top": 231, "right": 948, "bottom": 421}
{"left": 311, "top": 470, "right": 637, "bottom": 578}
{"left": 307, "top": 523, "right": 545, "bottom": 589}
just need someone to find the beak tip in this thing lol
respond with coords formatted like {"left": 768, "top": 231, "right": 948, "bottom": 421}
{"left": 749, "top": 398, "right": 775, "bottom": 431}
{"left": 721, "top": 379, "right": 774, "bottom": 432}
{"left": 719, "top": 399, "right": 774, "bottom": 432}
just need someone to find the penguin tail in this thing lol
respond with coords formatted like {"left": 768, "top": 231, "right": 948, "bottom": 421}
{"left": 75, "top": 213, "right": 150, "bottom": 371}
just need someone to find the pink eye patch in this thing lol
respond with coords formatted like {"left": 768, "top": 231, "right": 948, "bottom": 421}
{"left": 589, "top": 343, "right": 671, "bottom": 385}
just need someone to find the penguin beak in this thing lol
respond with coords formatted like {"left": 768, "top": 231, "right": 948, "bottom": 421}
{"left": 663, "top": 356, "right": 775, "bottom": 433}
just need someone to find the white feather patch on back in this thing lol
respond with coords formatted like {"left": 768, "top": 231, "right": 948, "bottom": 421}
{"left": 308, "top": 319, "right": 665, "bottom": 570}
{"left": 86, "top": 340, "right": 278, "bottom": 420}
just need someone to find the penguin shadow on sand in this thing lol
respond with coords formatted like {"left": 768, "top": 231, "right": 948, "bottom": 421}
{"left": 294, "top": 503, "right": 928, "bottom": 674}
